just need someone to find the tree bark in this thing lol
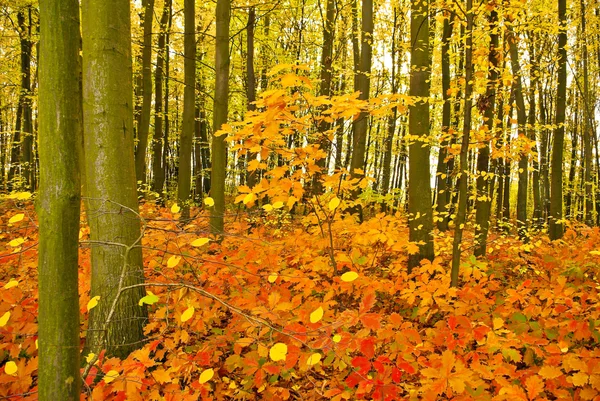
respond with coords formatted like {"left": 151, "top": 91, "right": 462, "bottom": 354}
{"left": 549, "top": 0, "right": 567, "bottom": 239}
{"left": 81, "top": 0, "right": 147, "bottom": 358}
{"left": 177, "top": 0, "right": 196, "bottom": 220}
{"left": 210, "top": 0, "right": 230, "bottom": 233}
{"left": 37, "top": 0, "right": 82, "bottom": 397}
{"left": 134, "top": 0, "right": 155, "bottom": 185}
{"left": 408, "top": 0, "right": 435, "bottom": 271}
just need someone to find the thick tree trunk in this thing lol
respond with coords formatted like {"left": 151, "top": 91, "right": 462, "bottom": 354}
{"left": 408, "top": 0, "right": 434, "bottom": 271}
{"left": 210, "top": 0, "right": 230, "bottom": 233}
{"left": 549, "top": 0, "right": 567, "bottom": 239}
{"left": 37, "top": 0, "right": 82, "bottom": 397}
{"left": 177, "top": 0, "right": 196, "bottom": 220}
{"left": 81, "top": 0, "right": 147, "bottom": 358}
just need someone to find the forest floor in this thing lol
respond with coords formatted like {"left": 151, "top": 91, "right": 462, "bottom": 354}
{"left": 1, "top": 198, "right": 600, "bottom": 400}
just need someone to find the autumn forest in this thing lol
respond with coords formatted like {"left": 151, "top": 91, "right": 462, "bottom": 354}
{"left": 1, "top": 0, "right": 600, "bottom": 399}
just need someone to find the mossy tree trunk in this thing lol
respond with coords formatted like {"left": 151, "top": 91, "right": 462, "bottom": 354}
{"left": 408, "top": 0, "right": 434, "bottom": 271}
{"left": 210, "top": 0, "right": 230, "bottom": 233}
{"left": 82, "top": 0, "right": 147, "bottom": 358}
{"left": 37, "top": 0, "right": 82, "bottom": 397}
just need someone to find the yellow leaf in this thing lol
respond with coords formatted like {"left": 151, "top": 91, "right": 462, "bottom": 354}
{"left": 310, "top": 306, "right": 324, "bottom": 323}
{"left": 4, "top": 279, "right": 18, "bottom": 289}
{"left": 35, "top": 339, "right": 38, "bottom": 349}
{"left": 268, "top": 273, "right": 278, "bottom": 283}
{"left": 87, "top": 296, "right": 100, "bottom": 312}
{"left": 307, "top": 353, "right": 321, "bottom": 366}
{"left": 280, "top": 73, "right": 298, "bottom": 88}
{"left": 0, "top": 311, "right": 10, "bottom": 327}
{"left": 85, "top": 353, "right": 96, "bottom": 363}
{"left": 273, "top": 201, "right": 285, "bottom": 209}
{"left": 4, "top": 361, "right": 17, "bottom": 376}
{"left": 181, "top": 306, "right": 195, "bottom": 323}
{"left": 167, "top": 255, "right": 181, "bottom": 268}
{"left": 8, "top": 237, "right": 25, "bottom": 247}
{"left": 590, "top": 250, "right": 600, "bottom": 256}
{"left": 493, "top": 318, "right": 504, "bottom": 330}
{"left": 103, "top": 370, "right": 119, "bottom": 384}
{"left": 263, "top": 204, "right": 274, "bottom": 212}
{"left": 538, "top": 365, "right": 563, "bottom": 379}
{"left": 287, "top": 196, "right": 298, "bottom": 210}
{"left": 191, "top": 238, "right": 210, "bottom": 247}
{"left": 170, "top": 204, "right": 181, "bottom": 214}
{"left": 243, "top": 193, "right": 255, "bottom": 205}
{"left": 204, "top": 197, "right": 215, "bottom": 207}
{"left": 340, "top": 271, "right": 358, "bottom": 282}
{"left": 328, "top": 197, "right": 340, "bottom": 211}
{"left": 199, "top": 368, "right": 214, "bottom": 384}
{"left": 16, "top": 192, "right": 32, "bottom": 200}
{"left": 333, "top": 334, "right": 341, "bottom": 343}
{"left": 8, "top": 214, "right": 24, "bottom": 224}
{"left": 269, "top": 343, "right": 287, "bottom": 362}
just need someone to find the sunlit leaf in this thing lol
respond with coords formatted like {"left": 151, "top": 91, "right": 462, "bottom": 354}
{"left": 333, "top": 334, "right": 341, "bottom": 343}
{"left": 268, "top": 273, "right": 278, "bottom": 283}
{"left": 167, "top": 255, "right": 181, "bottom": 268}
{"left": 199, "top": 368, "right": 214, "bottom": 384}
{"left": 243, "top": 193, "right": 255, "bottom": 205}
{"left": 85, "top": 353, "right": 96, "bottom": 364}
{"left": 328, "top": 197, "right": 340, "bottom": 211}
{"left": 191, "top": 238, "right": 210, "bottom": 247}
{"left": 263, "top": 204, "right": 274, "bottom": 212}
{"left": 170, "top": 204, "right": 180, "bottom": 213}
{"left": 273, "top": 201, "right": 284, "bottom": 209}
{"left": 307, "top": 353, "right": 321, "bottom": 366}
{"left": 310, "top": 306, "right": 324, "bottom": 323}
{"left": 204, "top": 197, "right": 215, "bottom": 207}
{"left": 3, "top": 279, "right": 18, "bottom": 289}
{"left": 340, "top": 271, "right": 358, "bottom": 282}
{"left": 138, "top": 291, "right": 159, "bottom": 306}
{"left": 4, "top": 361, "right": 17, "bottom": 376}
{"left": 0, "top": 312, "right": 10, "bottom": 327}
{"left": 181, "top": 306, "right": 195, "bottom": 323}
{"left": 8, "top": 214, "right": 24, "bottom": 224}
{"left": 87, "top": 296, "right": 100, "bottom": 312}
{"left": 103, "top": 370, "right": 119, "bottom": 383}
{"left": 269, "top": 342, "right": 287, "bottom": 362}
{"left": 8, "top": 238, "right": 25, "bottom": 247}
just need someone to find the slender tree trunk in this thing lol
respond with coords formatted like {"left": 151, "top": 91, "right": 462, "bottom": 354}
{"left": 134, "top": 0, "right": 155, "bottom": 185}
{"left": 474, "top": 6, "right": 499, "bottom": 257}
{"left": 528, "top": 35, "right": 542, "bottom": 227}
{"left": 451, "top": 0, "right": 473, "bottom": 287}
{"left": 349, "top": 0, "right": 373, "bottom": 210}
{"left": 408, "top": 0, "right": 434, "bottom": 271}
{"left": 152, "top": 0, "right": 170, "bottom": 196}
{"left": 246, "top": 7, "right": 258, "bottom": 188}
{"left": 507, "top": 24, "right": 529, "bottom": 239}
{"left": 177, "top": 0, "right": 196, "bottom": 220}
{"left": 435, "top": 12, "right": 453, "bottom": 231}
{"left": 210, "top": 0, "right": 231, "bottom": 233}
{"left": 549, "top": 0, "right": 567, "bottom": 239}
{"left": 81, "top": 0, "right": 147, "bottom": 358}
{"left": 580, "top": 0, "right": 594, "bottom": 225}
{"left": 17, "top": 9, "right": 34, "bottom": 190}
{"left": 37, "top": 0, "right": 82, "bottom": 397}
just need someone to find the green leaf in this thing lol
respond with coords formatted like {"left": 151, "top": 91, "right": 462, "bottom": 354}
{"left": 138, "top": 291, "right": 159, "bottom": 306}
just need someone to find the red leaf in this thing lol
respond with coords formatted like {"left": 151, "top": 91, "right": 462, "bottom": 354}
{"left": 351, "top": 356, "right": 371, "bottom": 375}
{"left": 345, "top": 372, "right": 362, "bottom": 388}
{"left": 360, "top": 338, "right": 376, "bottom": 359}
{"left": 360, "top": 291, "right": 377, "bottom": 314}
{"left": 392, "top": 367, "right": 402, "bottom": 383}
{"left": 399, "top": 361, "right": 416, "bottom": 374}
{"left": 360, "top": 313, "right": 381, "bottom": 331}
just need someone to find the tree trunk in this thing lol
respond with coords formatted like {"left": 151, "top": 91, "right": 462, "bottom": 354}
{"left": 349, "top": 0, "right": 373, "bottom": 209}
{"left": 134, "top": 0, "right": 155, "bottom": 185}
{"left": 549, "top": 0, "right": 567, "bottom": 239}
{"left": 580, "top": 0, "right": 594, "bottom": 225}
{"left": 177, "top": 0, "right": 196, "bottom": 220}
{"left": 408, "top": 0, "right": 434, "bottom": 271}
{"left": 37, "top": 0, "right": 82, "bottom": 397}
{"left": 507, "top": 24, "right": 529, "bottom": 239}
{"left": 81, "top": 0, "right": 147, "bottom": 358}
{"left": 210, "top": 0, "right": 230, "bottom": 233}
{"left": 474, "top": 7, "right": 499, "bottom": 257}
{"left": 451, "top": 0, "right": 473, "bottom": 287}
{"left": 152, "top": 0, "right": 170, "bottom": 196}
